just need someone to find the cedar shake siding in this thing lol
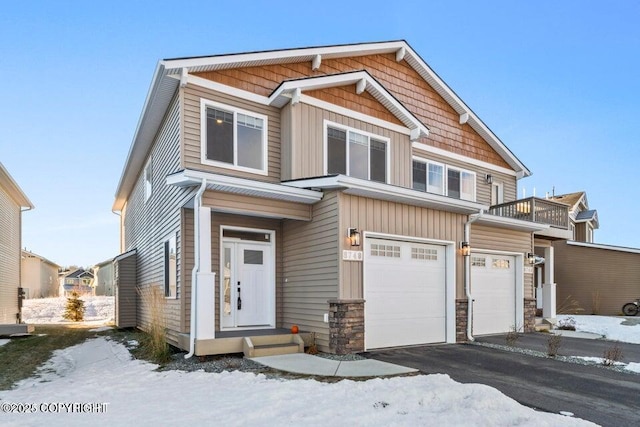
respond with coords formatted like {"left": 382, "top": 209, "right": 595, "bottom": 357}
{"left": 337, "top": 193, "right": 467, "bottom": 298}
{"left": 122, "top": 94, "right": 193, "bottom": 346}
{"left": 554, "top": 241, "right": 640, "bottom": 316}
{"left": 0, "top": 185, "right": 21, "bottom": 325}
{"left": 193, "top": 53, "right": 511, "bottom": 169}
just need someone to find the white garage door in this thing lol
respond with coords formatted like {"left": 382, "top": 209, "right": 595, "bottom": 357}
{"left": 471, "top": 253, "right": 516, "bottom": 335}
{"left": 365, "top": 238, "right": 446, "bottom": 349}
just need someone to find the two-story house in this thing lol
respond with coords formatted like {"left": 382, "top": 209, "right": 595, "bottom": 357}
{"left": 113, "top": 41, "right": 567, "bottom": 356}
{"left": 21, "top": 249, "right": 61, "bottom": 298}
{"left": 0, "top": 162, "right": 33, "bottom": 334}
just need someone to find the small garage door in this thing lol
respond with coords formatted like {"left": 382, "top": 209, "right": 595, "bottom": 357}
{"left": 471, "top": 253, "right": 516, "bottom": 335}
{"left": 365, "top": 238, "right": 446, "bottom": 349}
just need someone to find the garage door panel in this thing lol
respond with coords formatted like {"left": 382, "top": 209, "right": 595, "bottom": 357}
{"left": 365, "top": 238, "right": 447, "bottom": 349}
{"left": 471, "top": 254, "right": 516, "bottom": 336}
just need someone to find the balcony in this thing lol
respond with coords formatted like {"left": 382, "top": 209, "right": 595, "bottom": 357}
{"left": 488, "top": 197, "right": 571, "bottom": 239}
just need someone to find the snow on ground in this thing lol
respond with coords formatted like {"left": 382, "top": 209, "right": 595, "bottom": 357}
{"left": 22, "top": 296, "right": 114, "bottom": 325}
{"left": 0, "top": 337, "right": 594, "bottom": 427}
{"left": 0, "top": 339, "right": 9, "bottom": 347}
{"left": 626, "top": 362, "right": 640, "bottom": 373}
{"left": 557, "top": 314, "right": 640, "bottom": 344}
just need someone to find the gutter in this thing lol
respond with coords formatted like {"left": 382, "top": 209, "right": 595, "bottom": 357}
{"left": 464, "top": 209, "right": 484, "bottom": 342}
{"left": 185, "top": 179, "right": 207, "bottom": 359}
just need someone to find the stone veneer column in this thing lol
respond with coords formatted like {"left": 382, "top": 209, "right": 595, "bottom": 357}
{"left": 455, "top": 299, "right": 469, "bottom": 342}
{"left": 328, "top": 299, "right": 364, "bottom": 354}
{"left": 523, "top": 298, "right": 536, "bottom": 332}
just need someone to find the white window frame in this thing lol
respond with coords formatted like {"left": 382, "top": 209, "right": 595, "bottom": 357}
{"left": 445, "top": 165, "right": 476, "bottom": 202}
{"left": 200, "top": 98, "right": 269, "bottom": 176}
{"left": 164, "top": 232, "right": 178, "bottom": 299}
{"left": 412, "top": 156, "right": 445, "bottom": 196}
{"left": 323, "top": 120, "right": 390, "bottom": 184}
{"left": 144, "top": 160, "right": 152, "bottom": 203}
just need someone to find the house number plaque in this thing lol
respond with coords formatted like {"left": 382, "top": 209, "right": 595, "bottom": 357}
{"left": 342, "top": 250, "right": 363, "bottom": 261}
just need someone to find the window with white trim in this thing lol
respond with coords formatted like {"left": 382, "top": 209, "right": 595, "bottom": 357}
{"left": 412, "top": 158, "right": 476, "bottom": 201}
{"left": 164, "top": 234, "right": 177, "bottom": 298}
{"left": 144, "top": 160, "right": 152, "bottom": 202}
{"left": 202, "top": 100, "right": 268, "bottom": 174}
{"left": 326, "top": 123, "right": 388, "bottom": 183}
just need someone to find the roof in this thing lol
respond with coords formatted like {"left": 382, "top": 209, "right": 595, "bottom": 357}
{"left": 21, "top": 250, "right": 60, "bottom": 268}
{"left": 65, "top": 269, "right": 95, "bottom": 279}
{"left": 0, "top": 162, "right": 34, "bottom": 209}
{"left": 549, "top": 191, "right": 586, "bottom": 211}
{"left": 576, "top": 209, "right": 597, "bottom": 221}
{"left": 113, "top": 40, "right": 531, "bottom": 211}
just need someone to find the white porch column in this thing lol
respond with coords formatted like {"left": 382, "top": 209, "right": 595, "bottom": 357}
{"left": 542, "top": 246, "right": 556, "bottom": 319}
{"left": 196, "top": 206, "right": 216, "bottom": 340}
{"left": 536, "top": 266, "right": 543, "bottom": 310}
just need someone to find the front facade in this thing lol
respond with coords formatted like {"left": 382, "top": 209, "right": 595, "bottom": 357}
{"left": 114, "top": 41, "right": 553, "bottom": 354}
{"left": 0, "top": 162, "right": 33, "bottom": 330}
{"left": 21, "top": 250, "right": 60, "bottom": 298}
{"left": 61, "top": 269, "right": 95, "bottom": 296}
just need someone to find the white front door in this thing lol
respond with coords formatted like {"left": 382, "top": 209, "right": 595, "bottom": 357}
{"left": 221, "top": 238, "right": 274, "bottom": 329}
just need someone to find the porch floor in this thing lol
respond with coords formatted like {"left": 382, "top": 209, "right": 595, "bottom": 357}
{"left": 216, "top": 328, "right": 293, "bottom": 338}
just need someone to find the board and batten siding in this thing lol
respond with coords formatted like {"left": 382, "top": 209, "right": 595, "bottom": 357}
{"left": 181, "top": 84, "right": 281, "bottom": 182}
{"left": 282, "top": 191, "right": 340, "bottom": 352}
{"left": 286, "top": 102, "right": 411, "bottom": 187}
{"left": 554, "top": 241, "right": 640, "bottom": 316}
{"left": 470, "top": 224, "right": 534, "bottom": 298}
{"left": 0, "top": 185, "right": 21, "bottom": 324}
{"left": 338, "top": 193, "right": 467, "bottom": 299}
{"left": 412, "top": 146, "right": 517, "bottom": 207}
{"left": 122, "top": 93, "right": 194, "bottom": 346}
{"left": 181, "top": 209, "right": 284, "bottom": 334}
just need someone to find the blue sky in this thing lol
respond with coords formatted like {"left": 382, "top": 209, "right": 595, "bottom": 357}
{"left": 1, "top": 1, "right": 638, "bottom": 267}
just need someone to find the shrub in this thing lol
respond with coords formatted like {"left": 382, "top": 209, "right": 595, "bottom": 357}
{"left": 557, "top": 317, "right": 576, "bottom": 331}
{"left": 603, "top": 344, "right": 623, "bottom": 366}
{"left": 138, "top": 286, "right": 171, "bottom": 363}
{"left": 556, "top": 296, "right": 584, "bottom": 315}
{"left": 505, "top": 325, "right": 522, "bottom": 346}
{"left": 547, "top": 334, "right": 562, "bottom": 357}
{"left": 63, "top": 292, "right": 85, "bottom": 322}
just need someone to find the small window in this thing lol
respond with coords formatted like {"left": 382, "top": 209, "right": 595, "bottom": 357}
{"left": 411, "top": 159, "right": 446, "bottom": 196}
{"left": 326, "top": 123, "right": 388, "bottom": 183}
{"left": 202, "top": 100, "right": 267, "bottom": 174}
{"left": 144, "top": 161, "right": 152, "bottom": 202}
{"left": 371, "top": 243, "right": 400, "bottom": 258}
{"left": 492, "top": 258, "right": 510, "bottom": 269}
{"left": 164, "top": 234, "right": 177, "bottom": 298}
{"left": 411, "top": 247, "right": 438, "bottom": 261}
{"left": 244, "top": 250, "right": 263, "bottom": 265}
{"left": 446, "top": 166, "right": 475, "bottom": 201}
{"left": 471, "top": 256, "right": 486, "bottom": 267}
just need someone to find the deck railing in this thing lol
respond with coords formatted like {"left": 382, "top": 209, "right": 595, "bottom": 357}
{"left": 488, "top": 197, "right": 569, "bottom": 229}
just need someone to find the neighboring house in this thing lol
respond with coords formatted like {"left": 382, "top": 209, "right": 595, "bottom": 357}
{"left": 21, "top": 250, "right": 61, "bottom": 298}
{"left": 61, "top": 269, "right": 95, "bottom": 296}
{"left": 93, "top": 258, "right": 115, "bottom": 296}
{"left": 0, "top": 162, "right": 34, "bottom": 334}
{"left": 548, "top": 191, "right": 637, "bottom": 315}
{"left": 113, "top": 41, "right": 569, "bottom": 356}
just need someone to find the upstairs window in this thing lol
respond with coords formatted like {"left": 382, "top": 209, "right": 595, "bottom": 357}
{"left": 326, "top": 123, "right": 388, "bottom": 183}
{"left": 164, "top": 234, "right": 177, "bottom": 299}
{"left": 412, "top": 158, "right": 476, "bottom": 202}
{"left": 144, "top": 160, "right": 152, "bottom": 202}
{"left": 202, "top": 100, "right": 268, "bottom": 175}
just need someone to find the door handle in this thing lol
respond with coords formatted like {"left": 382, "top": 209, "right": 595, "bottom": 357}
{"left": 237, "top": 281, "right": 242, "bottom": 310}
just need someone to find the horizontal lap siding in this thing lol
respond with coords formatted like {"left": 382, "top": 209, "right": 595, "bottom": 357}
{"left": 470, "top": 224, "right": 533, "bottom": 298}
{"left": 412, "top": 147, "right": 517, "bottom": 206}
{"left": 554, "top": 241, "right": 640, "bottom": 315}
{"left": 338, "top": 193, "right": 466, "bottom": 299}
{"left": 115, "top": 253, "right": 137, "bottom": 328}
{"left": 194, "top": 53, "right": 512, "bottom": 169}
{"left": 0, "top": 186, "right": 20, "bottom": 324}
{"left": 202, "top": 190, "right": 311, "bottom": 221}
{"left": 290, "top": 103, "right": 411, "bottom": 187}
{"left": 182, "top": 85, "right": 281, "bottom": 182}
{"left": 122, "top": 94, "right": 193, "bottom": 346}
{"left": 283, "top": 191, "right": 339, "bottom": 352}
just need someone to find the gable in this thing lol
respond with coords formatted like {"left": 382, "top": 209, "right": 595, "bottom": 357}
{"left": 194, "top": 53, "right": 510, "bottom": 169}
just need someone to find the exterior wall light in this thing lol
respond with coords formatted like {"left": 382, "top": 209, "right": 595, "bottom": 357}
{"left": 348, "top": 228, "right": 361, "bottom": 247}
{"left": 460, "top": 241, "right": 471, "bottom": 257}
{"left": 485, "top": 174, "right": 493, "bottom": 184}
{"left": 527, "top": 252, "right": 536, "bottom": 265}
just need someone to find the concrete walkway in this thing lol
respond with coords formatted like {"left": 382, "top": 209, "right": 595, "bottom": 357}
{"left": 250, "top": 353, "right": 418, "bottom": 377}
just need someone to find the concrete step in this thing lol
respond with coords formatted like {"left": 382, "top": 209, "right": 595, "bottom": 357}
{"left": 243, "top": 334, "right": 304, "bottom": 358}
{"left": 534, "top": 317, "right": 553, "bottom": 332}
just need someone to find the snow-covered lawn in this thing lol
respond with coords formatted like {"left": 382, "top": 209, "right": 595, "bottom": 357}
{"left": 0, "top": 337, "right": 594, "bottom": 426}
{"left": 22, "top": 296, "right": 114, "bottom": 325}
{"left": 557, "top": 314, "right": 640, "bottom": 344}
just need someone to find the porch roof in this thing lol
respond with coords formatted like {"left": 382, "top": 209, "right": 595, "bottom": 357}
{"left": 283, "top": 175, "right": 486, "bottom": 215}
{"left": 166, "top": 169, "right": 324, "bottom": 205}
{"left": 474, "top": 213, "right": 550, "bottom": 232}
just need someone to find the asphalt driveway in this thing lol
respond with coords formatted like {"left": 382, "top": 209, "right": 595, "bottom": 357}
{"left": 364, "top": 334, "right": 640, "bottom": 426}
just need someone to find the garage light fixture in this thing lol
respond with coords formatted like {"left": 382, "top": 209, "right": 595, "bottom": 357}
{"left": 527, "top": 252, "right": 536, "bottom": 265}
{"left": 485, "top": 174, "right": 493, "bottom": 184}
{"left": 348, "top": 228, "right": 361, "bottom": 247}
{"left": 460, "top": 241, "right": 471, "bottom": 257}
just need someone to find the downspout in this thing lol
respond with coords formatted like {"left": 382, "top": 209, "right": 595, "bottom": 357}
{"left": 185, "top": 178, "right": 207, "bottom": 359}
{"left": 464, "top": 209, "right": 484, "bottom": 342}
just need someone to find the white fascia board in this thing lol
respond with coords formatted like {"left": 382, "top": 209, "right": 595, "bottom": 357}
{"left": 161, "top": 41, "right": 406, "bottom": 72}
{"left": 475, "top": 214, "right": 550, "bottom": 232}
{"left": 0, "top": 162, "right": 34, "bottom": 209}
{"left": 283, "top": 175, "right": 486, "bottom": 214}
{"left": 412, "top": 142, "right": 518, "bottom": 177}
{"left": 567, "top": 240, "right": 640, "bottom": 254}
{"left": 166, "top": 169, "right": 323, "bottom": 204}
